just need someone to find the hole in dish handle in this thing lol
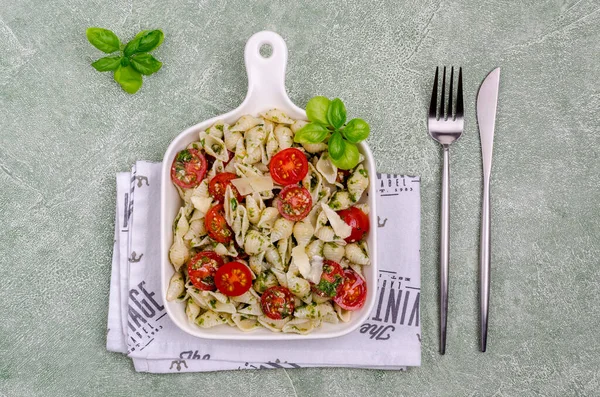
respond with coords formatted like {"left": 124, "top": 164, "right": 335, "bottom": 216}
{"left": 243, "top": 31, "right": 290, "bottom": 106}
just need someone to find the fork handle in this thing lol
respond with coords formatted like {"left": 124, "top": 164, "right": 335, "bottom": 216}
{"left": 480, "top": 175, "right": 491, "bottom": 352}
{"left": 439, "top": 146, "right": 450, "bottom": 355}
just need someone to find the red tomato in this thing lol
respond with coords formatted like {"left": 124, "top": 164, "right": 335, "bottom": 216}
{"left": 333, "top": 268, "right": 367, "bottom": 311}
{"left": 337, "top": 207, "right": 370, "bottom": 243}
{"left": 208, "top": 172, "right": 243, "bottom": 202}
{"left": 269, "top": 148, "right": 309, "bottom": 185}
{"left": 312, "top": 260, "right": 345, "bottom": 297}
{"left": 170, "top": 149, "right": 207, "bottom": 189}
{"left": 276, "top": 185, "right": 312, "bottom": 221}
{"left": 204, "top": 204, "right": 233, "bottom": 243}
{"left": 260, "top": 286, "right": 295, "bottom": 320}
{"left": 336, "top": 169, "right": 351, "bottom": 184}
{"left": 187, "top": 251, "right": 224, "bottom": 291}
{"left": 214, "top": 261, "right": 253, "bottom": 296}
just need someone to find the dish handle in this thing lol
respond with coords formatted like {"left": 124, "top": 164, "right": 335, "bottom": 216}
{"left": 243, "top": 31, "right": 294, "bottom": 108}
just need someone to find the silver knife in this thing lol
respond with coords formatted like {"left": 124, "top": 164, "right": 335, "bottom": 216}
{"left": 476, "top": 67, "right": 500, "bottom": 352}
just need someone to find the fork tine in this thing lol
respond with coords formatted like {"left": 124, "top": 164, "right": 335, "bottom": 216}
{"left": 456, "top": 67, "right": 464, "bottom": 118}
{"left": 448, "top": 67, "right": 454, "bottom": 119}
{"left": 429, "top": 67, "right": 439, "bottom": 118}
{"left": 439, "top": 66, "right": 446, "bottom": 119}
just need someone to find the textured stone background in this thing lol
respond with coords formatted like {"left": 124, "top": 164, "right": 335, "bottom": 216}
{"left": 1, "top": 0, "right": 599, "bottom": 395}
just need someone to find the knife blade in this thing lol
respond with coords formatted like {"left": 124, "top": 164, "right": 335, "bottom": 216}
{"left": 476, "top": 67, "right": 500, "bottom": 352}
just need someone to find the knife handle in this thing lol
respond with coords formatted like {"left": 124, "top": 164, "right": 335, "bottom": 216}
{"left": 480, "top": 177, "right": 491, "bottom": 352}
{"left": 439, "top": 146, "right": 450, "bottom": 355}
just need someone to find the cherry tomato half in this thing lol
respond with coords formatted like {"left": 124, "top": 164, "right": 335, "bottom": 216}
{"left": 214, "top": 261, "right": 253, "bottom": 297}
{"left": 269, "top": 148, "right": 309, "bottom": 185}
{"left": 312, "top": 260, "right": 345, "bottom": 298}
{"left": 261, "top": 286, "right": 295, "bottom": 320}
{"left": 333, "top": 268, "right": 367, "bottom": 311}
{"left": 276, "top": 185, "right": 312, "bottom": 221}
{"left": 337, "top": 207, "right": 370, "bottom": 243}
{"left": 188, "top": 251, "right": 224, "bottom": 291}
{"left": 170, "top": 149, "right": 207, "bottom": 189}
{"left": 204, "top": 204, "right": 233, "bottom": 243}
{"left": 209, "top": 172, "right": 243, "bottom": 203}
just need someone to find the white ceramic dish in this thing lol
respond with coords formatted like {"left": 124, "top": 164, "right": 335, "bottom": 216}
{"left": 161, "top": 31, "right": 377, "bottom": 340}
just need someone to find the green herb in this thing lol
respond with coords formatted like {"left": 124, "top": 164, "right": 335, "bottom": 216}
{"left": 315, "top": 275, "right": 343, "bottom": 297}
{"left": 230, "top": 198, "right": 238, "bottom": 211}
{"left": 294, "top": 96, "right": 370, "bottom": 170}
{"left": 176, "top": 150, "right": 192, "bottom": 162}
{"left": 86, "top": 27, "right": 164, "bottom": 94}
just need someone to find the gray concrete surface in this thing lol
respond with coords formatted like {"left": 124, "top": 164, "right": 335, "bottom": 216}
{"left": 1, "top": 0, "right": 599, "bottom": 395}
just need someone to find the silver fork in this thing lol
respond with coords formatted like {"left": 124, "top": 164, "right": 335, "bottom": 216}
{"left": 428, "top": 66, "right": 464, "bottom": 355}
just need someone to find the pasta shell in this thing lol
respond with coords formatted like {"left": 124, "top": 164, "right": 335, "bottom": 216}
{"left": 265, "top": 129, "right": 279, "bottom": 161}
{"left": 293, "top": 221, "right": 314, "bottom": 247}
{"left": 323, "top": 242, "right": 345, "bottom": 263}
{"left": 302, "top": 142, "right": 328, "bottom": 154}
{"left": 257, "top": 316, "right": 290, "bottom": 332}
{"left": 347, "top": 164, "right": 369, "bottom": 203}
{"left": 224, "top": 128, "right": 242, "bottom": 151}
{"left": 282, "top": 318, "right": 321, "bottom": 335}
{"left": 328, "top": 191, "right": 352, "bottom": 211}
{"left": 287, "top": 274, "right": 311, "bottom": 298}
{"left": 265, "top": 244, "right": 283, "bottom": 270}
{"left": 196, "top": 311, "right": 228, "bottom": 328}
{"left": 169, "top": 236, "right": 189, "bottom": 271}
{"left": 199, "top": 131, "right": 229, "bottom": 162}
{"left": 294, "top": 302, "right": 335, "bottom": 320}
{"left": 335, "top": 303, "right": 352, "bottom": 323}
{"left": 253, "top": 270, "right": 279, "bottom": 294}
{"left": 277, "top": 237, "right": 293, "bottom": 268}
{"left": 345, "top": 242, "right": 370, "bottom": 265}
{"left": 243, "top": 230, "right": 270, "bottom": 255}
{"left": 166, "top": 272, "right": 185, "bottom": 301}
{"left": 231, "top": 115, "right": 263, "bottom": 132}
{"left": 290, "top": 119, "right": 309, "bottom": 133}
{"left": 257, "top": 207, "right": 279, "bottom": 230}
{"left": 306, "top": 239, "right": 324, "bottom": 259}
{"left": 271, "top": 267, "right": 288, "bottom": 287}
{"left": 271, "top": 218, "right": 294, "bottom": 243}
{"left": 206, "top": 120, "right": 226, "bottom": 139}
{"left": 245, "top": 125, "right": 267, "bottom": 149}
{"left": 316, "top": 152, "right": 338, "bottom": 185}
{"left": 231, "top": 314, "right": 261, "bottom": 332}
{"left": 274, "top": 125, "right": 294, "bottom": 149}
{"left": 302, "top": 163, "right": 322, "bottom": 203}
{"left": 185, "top": 299, "right": 202, "bottom": 322}
{"left": 261, "top": 109, "right": 295, "bottom": 124}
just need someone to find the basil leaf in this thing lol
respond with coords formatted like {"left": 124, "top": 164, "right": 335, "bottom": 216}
{"left": 86, "top": 28, "right": 121, "bottom": 53}
{"left": 130, "top": 53, "right": 162, "bottom": 75}
{"left": 306, "top": 96, "right": 331, "bottom": 125}
{"left": 328, "top": 131, "right": 345, "bottom": 160}
{"left": 330, "top": 141, "right": 360, "bottom": 170}
{"left": 114, "top": 65, "right": 143, "bottom": 94}
{"left": 91, "top": 55, "right": 122, "bottom": 72}
{"left": 342, "top": 118, "right": 370, "bottom": 143}
{"left": 293, "top": 122, "right": 329, "bottom": 144}
{"left": 326, "top": 98, "right": 346, "bottom": 129}
{"left": 124, "top": 29, "right": 164, "bottom": 56}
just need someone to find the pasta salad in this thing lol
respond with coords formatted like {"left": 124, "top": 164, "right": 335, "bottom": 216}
{"left": 166, "top": 109, "right": 371, "bottom": 334}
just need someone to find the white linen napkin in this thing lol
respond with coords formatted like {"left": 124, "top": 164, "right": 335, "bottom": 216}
{"left": 106, "top": 161, "right": 421, "bottom": 373}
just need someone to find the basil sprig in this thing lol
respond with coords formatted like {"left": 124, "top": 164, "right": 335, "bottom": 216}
{"left": 86, "top": 28, "right": 164, "bottom": 94}
{"left": 294, "top": 96, "right": 370, "bottom": 170}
